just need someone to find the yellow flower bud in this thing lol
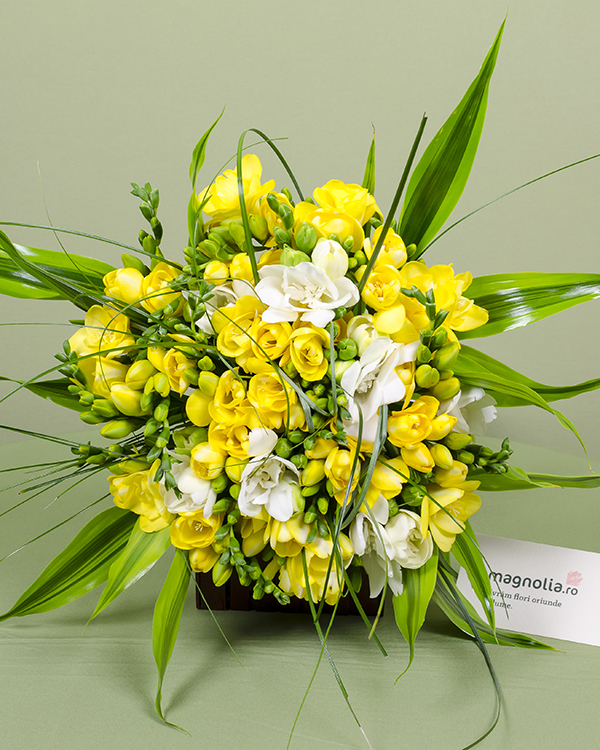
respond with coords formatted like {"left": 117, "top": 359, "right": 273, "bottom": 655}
{"left": 225, "top": 455, "right": 247, "bottom": 483}
{"left": 125, "top": 360, "right": 157, "bottom": 390}
{"left": 230, "top": 253, "right": 254, "bottom": 282}
{"left": 428, "top": 414, "right": 457, "bottom": 441}
{"left": 401, "top": 443, "right": 435, "bottom": 472}
{"left": 430, "top": 444, "right": 454, "bottom": 470}
{"left": 300, "top": 459, "right": 326, "bottom": 486}
{"left": 198, "top": 370, "right": 220, "bottom": 397}
{"left": 140, "top": 262, "right": 182, "bottom": 314}
{"left": 190, "top": 441, "right": 227, "bottom": 480}
{"left": 186, "top": 388, "right": 213, "bottom": 426}
{"left": 199, "top": 154, "right": 275, "bottom": 222}
{"left": 433, "top": 461, "right": 469, "bottom": 487}
{"left": 110, "top": 382, "right": 151, "bottom": 417}
{"left": 204, "top": 260, "right": 229, "bottom": 285}
{"left": 247, "top": 369, "right": 298, "bottom": 430}
{"left": 280, "top": 325, "right": 329, "bottom": 382}
{"left": 189, "top": 546, "right": 220, "bottom": 573}
{"left": 325, "top": 447, "right": 360, "bottom": 505}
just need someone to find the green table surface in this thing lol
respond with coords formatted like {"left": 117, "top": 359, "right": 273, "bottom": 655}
{"left": 1, "top": 435, "right": 599, "bottom": 750}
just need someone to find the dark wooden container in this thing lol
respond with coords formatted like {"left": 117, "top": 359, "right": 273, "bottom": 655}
{"left": 195, "top": 570, "right": 383, "bottom": 616}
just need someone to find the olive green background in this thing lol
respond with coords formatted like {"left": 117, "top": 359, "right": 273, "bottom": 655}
{"left": 1, "top": 1, "right": 600, "bottom": 748}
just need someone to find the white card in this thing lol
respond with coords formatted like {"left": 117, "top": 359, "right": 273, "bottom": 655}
{"left": 456, "top": 534, "right": 600, "bottom": 647}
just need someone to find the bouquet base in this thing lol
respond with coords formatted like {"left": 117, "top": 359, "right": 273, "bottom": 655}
{"left": 195, "top": 572, "right": 382, "bottom": 616}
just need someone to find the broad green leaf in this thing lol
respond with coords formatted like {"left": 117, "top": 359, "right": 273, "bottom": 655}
{"left": 361, "top": 134, "right": 376, "bottom": 195}
{"left": 0, "top": 231, "right": 103, "bottom": 311}
{"left": 434, "top": 564, "right": 555, "bottom": 650}
{"left": 472, "top": 466, "right": 600, "bottom": 492}
{"left": 0, "top": 376, "right": 85, "bottom": 412}
{"left": 455, "top": 365, "right": 588, "bottom": 458}
{"left": 153, "top": 550, "right": 190, "bottom": 729}
{"left": 189, "top": 107, "right": 225, "bottom": 191}
{"left": 90, "top": 520, "right": 172, "bottom": 620}
{"left": 455, "top": 345, "right": 600, "bottom": 405}
{"left": 452, "top": 521, "right": 494, "bottom": 631}
{"left": 392, "top": 546, "right": 438, "bottom": 678}
{"left": 399, "top": 21, "right": 504, "bottom": 251}
{"left": 459, "top": 273, "right": 600, "bottom": 339}
{"left": 0, "top": 507, "right": 137, "bottom": 621}
{"left": 0, "top": 241, "right": 113, "bottom": 301}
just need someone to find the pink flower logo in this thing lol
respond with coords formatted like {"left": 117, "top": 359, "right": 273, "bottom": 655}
{"left": 566, "top": 571, "right": 583, "bottom": 586}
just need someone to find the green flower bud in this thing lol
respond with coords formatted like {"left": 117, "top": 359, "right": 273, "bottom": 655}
{"left": 291, "top": 454, "right": 308, "bottom": 470}
{"left": 198, "top": 356, "right": 216, "bottom": 371}
{"left": 295, "top": 223, "right": 318, "bottom": 253}
{"left": 139, "top": 392, "right": 154, "bottom": 412}
{"left": 388, "top": 497, "right": 400, "bottom": 518}
{"left": 406, "top": 243, "right": 418, "bottom": 260}
{"left": 273, "top": 226, "right": 291, "bottom": 247}
{"left": 79, "top": 391, "right": 94, "bottom": 406}
{"left": 342, "top": 236, "right": 354, "bottom": 252}
{"left": 347, "top": 257, "right": 358, "bottom": 269}
{"left": 153, "top": 373, "right": 170, "bottom": 398}
{"left": 301, "top": 483, "right": 321, "bottom": 497}
{"left": 280, "top": 246, "right": 310, "bottom": 266}
{"left": 431, "top": 377, "right": 461, "bottom": 401}
{"left": 79, "top": 410, "right": 104, "bottom": 425}
{"left": 248, "top": 214, "right": 269, "bottom": 242}
{"left": 211, "top": 473, "right": 229, "bottom": 493}
{"left": 317, "top": 517, "right": 330, "bottom": 539}
{"left": 91, "top": 399, "right": 120, "bottom": 418}
{"left": 229, "top": 484, "right": 240, "bottom": 501}
{"left": 275, "top": 438, "right": 293, "bottom": 458}
{"left": 401, "top": 485, "right": 425, "bottom": 507}
{"left": 282, "top": 361, "right": 298, "bottom": 378}
{"left": 317, "top": 496, "right": 329, "bottom": 515}
{"left": 432, "top": 342, "right": 460, "bottom": 371}
{"left": 228, "top": 222, "right": 247, "bottom": 248}
{"left": 278, "top": 203, "right": 294, "bottom": 230}
{"left": 120, "top": 253, "right": 147, "bottom": 273}
{"left": 328, "top": 232, "right": 341, "bottom": 244}
{"left": 304, "top": 507, "right": 317, "bottom": 524}
{"left": 439, "top": 369, "right": 454, "bottom": 380}
{"left": 444, "top": 432, "right": 473, "bottom": 451}
{"left": 266, "top": 192, "right": 279, "bottom": 212}
{"left": 415, "top": 364, "right": 440, "bottom": 389}
{"left": 183, "top": 367, "right": 199, "bottom": 386}
{"left": 457, "top": 450, "right": 475, "bottom": 465}
{"left": 431, "top": 327, "right": 448, "bottom": 349}
{"left": 100, "top": 419, "right": 137, "bottom": 439}
{"left": 212, "top": 560, "right": 233, "bottom": 587}
{"left": 416, "top": 344, "right": 432, "bottom": 365}
{"left": 288, "top": 430, "right": 304, "bottom": 444}
{"left": 354, "top": 250, "right": 367, "bottom": 266}
{"left": 199, "top": 238, "right": 220, "bottom": 258}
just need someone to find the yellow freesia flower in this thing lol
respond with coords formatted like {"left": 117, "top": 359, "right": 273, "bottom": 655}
{"left": 170, "top": 510, "right": 224, "bottom": 549}
{"left": 140, "top": 262, "right": 182, "bottom": 314}
{"left": 364, "top": 456, "right": 409, "bottom": 508}
{"left": 280, "top": 324, "right": 329, "bottom": 382}
{"left": 108, "top": 461, "right": 175, "bottom": 532}
{"left": 313, "top": 179, "right": 380, "bottom": 226}
{"left": 421, "top": 481, "right": 481, "bottom": 552}
{"left": 199, "top": 154, "right": 275, "bottom": 222}
{"left": 208, "top": 370, "right": 248, "bottom": 426}
{"left": 189, "top": 545, "right": 220, "bottom": 573}
{"left": 294, "top": 204, "right": 365, "bottom": 254}
{"left": 148, "top": 344, "right": 196, "bottom": 396}
{"left": 247, "top": 368, "right": 298, "bottom": 430}
{"left": 240, "top": 511, "right": 270, "bottom": 557}
{"left": 186, "top": 387, "right": 213, "bottom": 426}
{"left": 364, "top": 226, "right": 407, "bottom": 269}
{"left": 109, "top": 382, "right": 152, "bottom": 417}
{"left": 68, "top": 305, "right": 135, "bottom": 359}
{"left": 213, "top": 296, "right": 265, "bottom": 362}
{"left": 325, "top": 447, "right": 360, "bottom": 505}
{"left": 387, "top": 396, "right": 439, "bottom": 447}
{"left": 103, "top": 267, "right": 145, "bottom": 305}
{"left": 208, "top": 420, "right": 252, "bottom": 459}
{"left": 190, "top": 441, "right": 227, "bottom": 480}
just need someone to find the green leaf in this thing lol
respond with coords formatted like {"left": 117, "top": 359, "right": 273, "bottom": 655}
{"left": 0, "top": 376, "right": 86, "bottom": 412}
{"left": 459, "top": 273, "right": 600, "bottom": 339}
{"left": 454, "top": 345, "right": 600, "bottom": 405}
{"left": 153, "top": 550, "right": 190, "bottom": 730}
{"left": 399, "top": 21, "right": 504, "bottom": 251}
{"left": 361, "top": 133, "right": 376, "bottom": 195}
{"left": 434, "top": 563, "right": 555, "bottom": 650}
{"left": 451, "top": 521, "right": 494, "bottom": 631}
{"left": 189, "top": 107, "right": 225, "bottom": 191}
{"left": 472, "top": 466, "right": 600, "bottom": 492}
{"left": 90, "top": 520, "right": 172, "bottom": 620}
{"left": 0, "top": 241, "right": 113, "bottom": 301}
{"left": 454, "top": 364, "right": 589, "bottom": 459}
{"left": 0, "top": 507, "right": 137, "bottom": 621}
{"left": 0, "top": 231, "right": 104, "bottom": 311}
{"left": 392, "top": 546, "right": 438, "bottom": 678}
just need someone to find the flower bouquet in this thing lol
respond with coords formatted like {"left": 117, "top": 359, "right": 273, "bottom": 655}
{"left": 1, "top": 20, "right": 599, "bottom": 746}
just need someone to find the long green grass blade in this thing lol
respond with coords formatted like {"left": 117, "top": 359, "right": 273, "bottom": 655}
{"left": 392, "top": 547, "right": 438, "bottom": 679}
{"left": 90, "top": 520, "right": 171, "bottom": 620}
{"left": 451, "top": 521, "right": 494, "bottom": 631}
{"left": 459, "top": 273, "right": 600, "bottom": 339}
{"left": 189, "top": 108, "right": 225, "bottom": 191}
{"left": 399, "top": 21, "right": 504, "bottom": 251}
{"left": 152, "top": 549, "right": 190, "bottom": 731}
{"left": 454, "top": 346, "right": 600, "bottom": 405}
{"left": 0, "top": 507, "right": 136, "bottom": 621}
{"left": 434, "top": 564, "right": 556, "bottom": 649}
{"left": 361, "top": 133, "right": 376, "bottom": 195}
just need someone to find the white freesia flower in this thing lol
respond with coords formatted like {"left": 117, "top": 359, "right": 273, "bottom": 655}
{"left": 311, "top": 238, "right": 348, "bottom": 278}
{"left": 196, "top": 278, "right": 257, "bottom": 335}
{"left": 255, "top": 261, "right": 359, "bottom": 329}
{"left": 439, "top": 386, "right": 497, "bottom": 435}
{"left": 350, "top": 496, "right": 404, "bottom": 597}
{"left": 163, "top": 456, "right": 217, "bottom": 517}
{"left": 341, "top": 337, "right": 419, "bottom": 425}
{"left": 238, "top": 428, "right": 301, "bottom": 522}
{"left": 385, "top": 510, "right": 433, "bottom": 569}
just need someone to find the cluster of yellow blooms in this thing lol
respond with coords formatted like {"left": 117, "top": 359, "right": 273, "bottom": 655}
{"left": 67, "top": 153, "right": 492, "bottom": 604}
